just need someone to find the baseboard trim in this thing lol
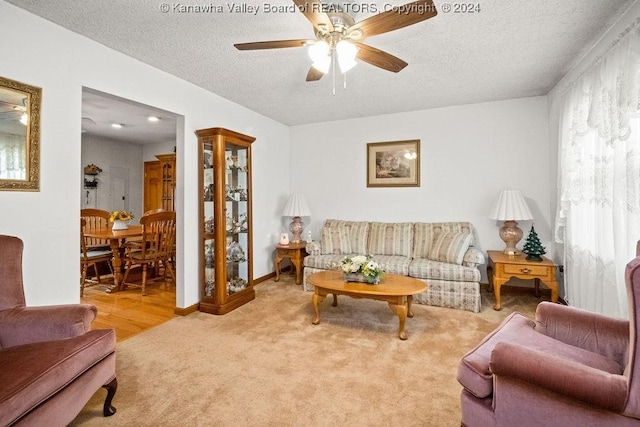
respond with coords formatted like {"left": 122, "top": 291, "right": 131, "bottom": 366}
{"left": 174, "top": 303, "right": 198, "bottom": 316}
{"left": 254, "top": 271, "right": 276, "bottom": 285}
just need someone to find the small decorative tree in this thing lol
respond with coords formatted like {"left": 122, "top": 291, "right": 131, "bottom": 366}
{"left": 522, "top": 225, "right": 546, "bottom": 261}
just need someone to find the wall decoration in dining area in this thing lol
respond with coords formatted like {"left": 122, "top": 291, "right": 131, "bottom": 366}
{"left": 366, "top": 139, "right": 420, "bottom": 187}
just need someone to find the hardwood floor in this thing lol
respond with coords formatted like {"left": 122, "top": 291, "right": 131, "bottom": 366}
{"left": 81, "top": 273, "right": 177, "bottom": 342}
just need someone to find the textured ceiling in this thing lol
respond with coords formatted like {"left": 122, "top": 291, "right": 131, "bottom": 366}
{"left": 6, "top": 0, "right": 637, "bottom": 126}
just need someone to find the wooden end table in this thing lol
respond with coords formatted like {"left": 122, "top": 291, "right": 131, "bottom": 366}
{"left": 307, "top": 270, "right": 427, "bottom": 340}
{"left": 274, "top": 242, "right": 307, "bottom": 285}
{"left": 487, "top": 250, "right": 559, "bottom": 311}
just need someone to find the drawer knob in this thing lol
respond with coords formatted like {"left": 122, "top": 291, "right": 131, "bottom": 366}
{"left": 520, "top": 268, "right": 531, "bottom": 274}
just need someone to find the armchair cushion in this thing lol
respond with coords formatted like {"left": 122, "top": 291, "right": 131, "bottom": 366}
{"left": 0, "top": 304, "right": 97, "bottom": 349}
{"left": 0, "top": 329, "right": 116, "bottom": 427}
{"left": 534, "top": 302, "right": 629, "bottom": 366}
{"left": 490, "top": 341, "right": 627, "bottom": 412}
{"left": 457, "top": 312, "right": 623, "bottom": 399}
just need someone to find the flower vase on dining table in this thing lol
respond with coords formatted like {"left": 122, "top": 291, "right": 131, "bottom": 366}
{"left": 112, "top": 219, "right": 129, "bottom": 230}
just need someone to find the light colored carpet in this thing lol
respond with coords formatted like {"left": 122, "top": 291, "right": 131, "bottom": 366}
{"left": 71, "top": 277, "right": 540, "bottom": 426}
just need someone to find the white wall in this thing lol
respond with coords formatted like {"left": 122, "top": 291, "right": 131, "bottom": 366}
{"left": 143, "top": 141, "right": 176, "bottom": 162}
{"left": 0, "top": 2, "right": 290, "bottom": 308}
{"left": 81, "top": 136, "right": 144, "bottom": 219}
{"left": 290, "top": 96, "right": 551, "bottom": 281}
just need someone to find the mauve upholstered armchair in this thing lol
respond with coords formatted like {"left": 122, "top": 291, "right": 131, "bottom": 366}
{"left": 0, "top": 235, "right": 117, "bottom": 426}
{"left": 457, "top": 252, "right": 640, "bottom": 426}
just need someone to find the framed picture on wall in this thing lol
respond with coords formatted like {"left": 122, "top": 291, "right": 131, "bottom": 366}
{"left": 366, "top": 140, "right": 420, "bottom": 187}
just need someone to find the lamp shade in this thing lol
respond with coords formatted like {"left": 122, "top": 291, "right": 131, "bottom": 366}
{"left": 489, "top": 190, "right": 533, "bottom": 221}
{"left": 282, "top": 193, "right": 311, "bottom": 217}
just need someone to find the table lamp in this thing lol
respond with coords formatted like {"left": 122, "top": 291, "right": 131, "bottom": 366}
{"left": 282, "top": 193, "right": 311, "bottom": 243}
{"left": 489, "top": 189, "right": 533, "bottom": 256}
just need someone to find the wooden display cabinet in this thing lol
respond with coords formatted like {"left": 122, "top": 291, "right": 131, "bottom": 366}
{"left": 144, "top": 153, "right": 176, "bottom": 212}
{"left": 196, "top": 127, "right": 255, "bottom": 314}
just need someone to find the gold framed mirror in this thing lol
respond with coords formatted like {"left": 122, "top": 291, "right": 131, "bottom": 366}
{"left": 0, "top": 76, "right": 41, "bottom": 191}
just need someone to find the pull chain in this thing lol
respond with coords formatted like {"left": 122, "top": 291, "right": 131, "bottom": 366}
{"left": 332, "top": 50, "right": 336, "bottom": 96}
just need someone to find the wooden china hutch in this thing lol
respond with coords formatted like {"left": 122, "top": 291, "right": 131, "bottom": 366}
{"left": 143, "top": 153, "right": 176, "bottom": 212}
{"left": 196, "top": 127, "right": 255, "bottom": 314}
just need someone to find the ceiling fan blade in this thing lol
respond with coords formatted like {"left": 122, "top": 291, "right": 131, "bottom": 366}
{"left": 305, "top": 67, "right": 325, "bottom": 81}
{"left": 355, "top": 43, "right": 408, "bottom": 73}
{"left": 292, "top": 0, "right": 334, "bottom": 34}
{"left": 347, "top": 0, "right": 437, "bottom": 39}
{"left": 234, "top": 39, "right": 311, "bottom": 50}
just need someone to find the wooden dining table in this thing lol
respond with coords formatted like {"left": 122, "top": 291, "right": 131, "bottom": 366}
{"left": 83, "top": 225, "right": 144, "bottom": 292}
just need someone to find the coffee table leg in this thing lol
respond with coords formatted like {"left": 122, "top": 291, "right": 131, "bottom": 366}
{"left": 388, "top": 299, "right": 409, "bottom": 340}
{"left": 312, "top": 292, "right": 326, "bottom": 325}
{"left": 331, "top": 294, "right": 338, "bottom": 307}
{"left": 407, "top": 295, "right": 414, "bottom": 318}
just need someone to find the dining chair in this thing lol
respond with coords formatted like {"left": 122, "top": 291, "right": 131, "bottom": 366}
{"left": 126, "top": 208, "right": 170, "bottom": 266}
{"left": 121, "top": 211, "right": 176, "bottom": 295}
{"left": 80, "top": 208, "right": 111, "bottom": 250}
{"left": 80, "top": 218, "right": 114, "bottom": 296}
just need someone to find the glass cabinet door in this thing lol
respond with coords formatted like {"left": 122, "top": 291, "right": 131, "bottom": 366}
{"left": 224, "top": 144, "right": 249, "bottom": 295}
{"left": 203, "top": 142, "right": 215, "bottom": 298}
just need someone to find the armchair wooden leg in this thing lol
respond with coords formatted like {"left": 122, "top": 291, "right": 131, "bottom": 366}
{"left": 102, "top": 377, "right": 117, "bottom": 417}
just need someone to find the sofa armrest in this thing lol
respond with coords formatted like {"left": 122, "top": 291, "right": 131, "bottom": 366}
{"left": 534, "top": 302, "right": 629, "bottom": 366}
{"left": 0, "top": 304, "right": 97, "bottom": 348}
{"left": 491, "top": 342, "right": 627, "bottom": 412}
{"left": 306, "top": 241, "right": 321, "bottom": 256}
{"left": 462, "top": 247, "right": 485, "bottom": 268}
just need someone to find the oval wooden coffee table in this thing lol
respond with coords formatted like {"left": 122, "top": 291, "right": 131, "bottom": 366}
{"left": 307, "top": 270, "right": 427, "bottom": 340}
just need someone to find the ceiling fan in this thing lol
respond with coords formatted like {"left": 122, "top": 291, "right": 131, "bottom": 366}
{"left": 234, "top": 0, "right": 437, "bottom": 82}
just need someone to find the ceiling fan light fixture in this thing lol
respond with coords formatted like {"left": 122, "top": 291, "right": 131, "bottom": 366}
{"left": 308, "top": 40, "right": 330, "bottom": 63}
{"left": 336, "top": 40, "right": 358, "bottom": 73}
{"left": 311, "top": 55, "right": 331, "bottom": 74}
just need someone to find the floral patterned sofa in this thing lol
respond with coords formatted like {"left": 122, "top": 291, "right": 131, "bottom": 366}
{"left": 303, "top": 220, "right": 485, "bottom": 313}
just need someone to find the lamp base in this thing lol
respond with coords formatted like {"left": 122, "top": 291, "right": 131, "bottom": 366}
{"left": 289, "top": 216, "right": 304, "bottom": 243}
{"left": 499, "top": 220, "right": 523, "bottom": 256}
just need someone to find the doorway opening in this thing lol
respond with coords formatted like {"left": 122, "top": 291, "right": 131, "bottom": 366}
{"left": 80, "top": 87, "right": 181, "bottom": 341}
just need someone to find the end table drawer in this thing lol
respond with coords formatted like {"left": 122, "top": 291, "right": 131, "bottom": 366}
{"left": 503, "top": 264, "right": 548, "bottom": 276}
{"left": 278, "top": 249, "right": 298, "bottom": 258}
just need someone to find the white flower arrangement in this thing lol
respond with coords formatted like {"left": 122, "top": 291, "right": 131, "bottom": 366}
{"left": 341, "top": 255, "right": 385, "bottom": 281}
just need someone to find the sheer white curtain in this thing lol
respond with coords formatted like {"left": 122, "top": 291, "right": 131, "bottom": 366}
{"left": 0, "top": 132, "right": 27, "bottom": 180}
{"left": 555, "top": 24, "right": 640, "bottom": 319}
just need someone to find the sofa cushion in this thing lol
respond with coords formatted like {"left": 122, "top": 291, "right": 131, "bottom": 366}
{"left": 0, "top": 329, "right": 116, "bottom": 426}
{"left": 413, "top": 222, "right": 475, "bottom": 259}
{"left": 324, "top": 220, "right": 369, "bottom": 254}
{"left": 409, "top": 258, "right": 481, "bottom": 282}
{"left": 304, "top": 254, "right": 346, "bottom": 270}
{"left": 305, "top": 254, "right": 411, "bottom": 276}
{"left": 368, "top": 255, "right": 412, "bottom": 276}
{"left": 320, "top": 227, "right": 352, "bottom": 255}
{"left": 457, "top": 313, "right": 623, "bottom": 400}
{"left": 428, "top": 232, "right": 473, "bottom": 265}
{"left": 367, "top": 222, "right": 413, "bottom": 257}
